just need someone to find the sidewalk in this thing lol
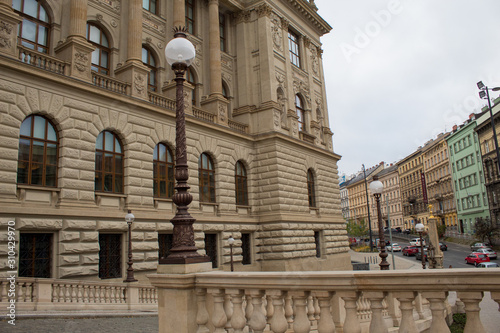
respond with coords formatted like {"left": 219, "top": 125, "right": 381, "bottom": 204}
{"left": 349, "top": 249, "right": 422, "bottom": 270}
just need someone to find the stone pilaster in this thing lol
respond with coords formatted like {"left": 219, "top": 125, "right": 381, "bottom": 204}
{"left": 201, "top": 95, "right": 229, "bottom": 126}
{"left": 115, "top": 0, "right": 149, "bottom": 100}
{"left": 54, "top": 0, "right": 94, "bottom": 82}
{"left": 208, "top": 0, "right": 223, "bottom": 98}
{"left": 0, "top": 0, "right": 21, "bottom": 58}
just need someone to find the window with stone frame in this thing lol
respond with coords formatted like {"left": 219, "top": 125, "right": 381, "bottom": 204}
{"left": 314, "top": 231, "right": 321, "bottom": 258}
{"left": 204, "top": 233, "right": 218, "bottom": 268}
{"left": 219, "top": 12, "right": 227, "bottom": 52}
{"left": 86, "top": 23, "right": 110, "bottom": 75}
{"left": 153, "top": 143, "right": 174, "bottom": 198}
{"left": 158, "top": 233, "right": 173, "bottom": 262}
{"left": 143, "top": 0, "right": 157, "bottom": 14}
{"left": 235, "top": 161, "right": 248, "bottom": 206}
{"left": 241, "top": 233, "right": 251, "bottom": 265}
{"left": 295, "top": 95, "right": 305, "bottom": 131}
{"left": 307, "top": 169, "right": 316, "bottom": 208}
{"left": 95, "top": 131, "right": 124, "bottom": 193}
{"left": 19, "top": 233, "right": 52, "bottom": 278}
{"left": 142, "top": 46, "right": 158, "bottom": 92}
{"left": 13, "top": 0, "right": 50, "bottom": 54}
{"left": 185, "top": 0, "right": 195, "bottom": 35}
{"left": 288, "top": 30, "right": 301, "bottom": 67}
{"left": 198, "top": 153, "right": 216, "bottom": 203}
{"left": 98, "top": 234, "right": 121, "bottom": 279}
{"left": 17, "top": 115, "right": 58, "bottom": 187}
{"left": 187, "top": 69, "right": 196, "bottom": 106}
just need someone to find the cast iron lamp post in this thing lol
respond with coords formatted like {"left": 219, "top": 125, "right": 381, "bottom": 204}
{"left": 159, "top": 27, "right": 209, "bottom": 265}
{"left": 369, "top": 175, "right": 390, "bottom": 270}
{"left": 477, "top": 81, "right": 500, "bottom": 175}
{"left": 228, "top": 236, "right": 234, "bottom": 272}
{"left": 124, "top": 210, "right": 137, "bottom": 282}
{"left": 415, "top": 222, "right": 426, "bottom": 269}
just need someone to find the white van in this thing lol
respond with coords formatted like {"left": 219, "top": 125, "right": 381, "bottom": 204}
{"left": 409, "top": 238, "right": 426, "bottom": 246}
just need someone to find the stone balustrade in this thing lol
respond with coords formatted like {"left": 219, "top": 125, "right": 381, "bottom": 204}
{"left": 18, "top": 46, "right": 69, "bottom": 76}
{"left": 0, "top": 278, "right": 157, "bottom": 311}
{"left": 91, "top": 72, "right": 130, "bottom": 95}
{"left": 193, "top": 107, "right": 216, "bottom": 123}
{"left": 148, "top": 268, "right": 500, "bottom": 333}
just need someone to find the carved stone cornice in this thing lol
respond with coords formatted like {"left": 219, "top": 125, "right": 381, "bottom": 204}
{"left": 234, "top": 10, "right": 251, "bottom": 24}
{"left": 256, "top": 3, "right": 272, "bottom": 18}
{"left": 284, "top": 0, "right": 332, "bottom": 35}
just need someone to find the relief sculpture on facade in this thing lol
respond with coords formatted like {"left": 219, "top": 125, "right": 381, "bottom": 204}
{"left": 270, "top": 14, "right": 283, "bottom": 52}
{"left": 134, "top": 74, "right": 145, "bottom": 94}
{"left": 0, "top": 21, "right": 13, "bottom": 49}
{"left": 74, "top": 52, "right": 88, "bottom": 72}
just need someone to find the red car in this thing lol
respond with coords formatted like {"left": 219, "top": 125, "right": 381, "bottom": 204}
{"left": 403, "top": 246, "right": 419, "bottom": 256}
{"left": 465, "top": 253, "right": 490, "bottom": 266}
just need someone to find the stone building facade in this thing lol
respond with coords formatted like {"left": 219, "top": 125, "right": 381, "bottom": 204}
{"left": 0, "top": 0, "right": 350, "bottom": 282}
{"left": 374, "top": 164, "right": 404, "bottom": 230}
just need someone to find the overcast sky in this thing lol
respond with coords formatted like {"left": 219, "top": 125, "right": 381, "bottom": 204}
{"left": 314, "top": 0, "right": 500, "bottom": 178}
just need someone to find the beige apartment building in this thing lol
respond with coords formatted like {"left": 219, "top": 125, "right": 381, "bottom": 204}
{"left": 422, "top": 133, "right": 457, "bottom": 228}
{"left": 0, "top": 0, "right": 351, "bottom": 282}
{"left": 373, "top": 164, "right": 403, "bottom": 230}
{"left": 398, "top": 150, "right": 430, "bottom": 230}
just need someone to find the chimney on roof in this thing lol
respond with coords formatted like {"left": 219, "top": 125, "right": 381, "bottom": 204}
{"left": 469, "top": 113, "right": 475, "bottom": 120}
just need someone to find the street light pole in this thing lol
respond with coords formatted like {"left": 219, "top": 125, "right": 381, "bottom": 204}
{"left": 478, "top": 81, "right": 500, "bottom": 174}
{"left": 369, "top": 176, "right": 390, "bottom": 270}
{"left": 363, "top": 164, "right": 374, "bottom": 251}
{"left": 124, "top": 210, "right": 137, "bottom": 282}
{"left": 160, "top": 27, "right": 209, "bottom": 265}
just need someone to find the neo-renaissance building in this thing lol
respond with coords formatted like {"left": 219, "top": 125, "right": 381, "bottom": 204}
{"left": 0, "top": 0, "right": 350, "bottom": 282}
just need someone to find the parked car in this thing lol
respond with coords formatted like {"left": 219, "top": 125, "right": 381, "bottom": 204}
{"left": 474, "top": 248, "right": 497, "bottom": 259}
{"left": 476, "top": 262, "right": 500, "bottom": 268}
{"left": 386, "top": 243, "right": 402, "bottom": 252}
{"left": 470, "top": 242, "right": 490, "bottom": 251}
{"left": 465, "top": 253, "right": 490, "bottom": 266}
{"left": 415, "top": 249, "right": 427, "bottom": 261}
{"left": 410, "top": 238, "right": 426, "bottom": 246}
{"left": 403, "top": 229, "right": 412, "bottom": 234}
{"left": 395, "top": 227, "right": 402, "bottom": 233}
{"left": 403, "top": 246, "right": 419, "bottom": 256}
{"left": 439, "top": 242, "right": 447, "bottom": 251}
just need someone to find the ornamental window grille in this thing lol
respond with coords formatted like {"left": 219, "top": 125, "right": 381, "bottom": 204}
{"left": 17, "top": 115, "right": 58, "bottom": 187}
{"left": 204, "top": 233, "right": 218, "bottom": 268}
{"left": 19, "top": 233, "right": 52, "bottom": 278}
{"left": 13, "top": 0, "right": 50, "bottom": 53}
{"left": 98, "top": 234, "right": 121, "bottom": 279}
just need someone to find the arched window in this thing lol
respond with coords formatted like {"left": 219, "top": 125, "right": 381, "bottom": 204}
{"left": 143, "top": 0, "right": 157, "bottom": 14}
{"left": 185, "top": 0, "right": 195, "bottom": 34}
{"left": 95, "top": 131, "right": 123, "bottom": 193}
{"left": 199, "top": 153, "right": 215, "bottom": 203}
{"left": 13, "top": 0, "right": 50, "bottom": 53}
{"left": 307, "top": 169, "right": 316, "bottom": 207}
{"left": 142, "top": 46, "right": 157, "bottom": 91}
{"left": 222, "top": 81, "right": 228, "bottom": 99}
{"left": 17, "top": 115, "right": 58, "bottom": 187}
{"left": 153, "top": 143, "right": 174, "bottom": 198}
{"left": 187, "top": 69, "right": 196, "bottom": 106}
{"left": 295, "top": 95, "right": 305, "bottom": 131}
{"left": 235, "top": 161, "right": 248, "bottom": 206}
{"left": 86, "top": 23, "right": 110, "bottom": 74}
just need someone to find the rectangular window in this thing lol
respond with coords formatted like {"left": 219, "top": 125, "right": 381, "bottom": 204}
{"left": 99, "top": 234, "right": 121, "bottom": 279}
{"left": 241, "top": 233, "right": 251, "bottom": 265}
{"left": 219, "top": 13, "right": 226, "bottom": 52}
{"left": 185, "top": 0, "right": 195, "bottom": 34}
{"left": 288, "top": 30, "right": 300, "bottom": 67}
{"left": 19, "top": 233, "right": 52, "bottom": 278}
{"left": 204, "top": 233, "right": 218, "bottom": 268}
{"left": 314, "top": 231, "right": 321, "bottom": 258}
{"left": 158, "top": 233, "right": 173, "bottom": 262}
{"left": 143, "top": 0, "right": 157, "bottom": 14}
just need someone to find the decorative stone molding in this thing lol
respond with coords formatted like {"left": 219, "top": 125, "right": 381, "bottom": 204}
{"left": 218, "top": 104, "right": 227, "bottom": 122}
{"left": 303, "top": 36, "right": 311, "bottom": 49}
{"left": 276, "top": 71, "right": 286, "bottom": 90}
{"left": 256, "top": 3, "right": 272, "bottom": 18}
{"left": 134, "top": 73, "right": 145, "bottom": 94}
{"left": 280, "top": 17, "right": 289, "bottom": 29}
{"left": 234, "top": 10, "right": 251, "bottom": 24}
{"left": 74, "top": 51, "right": 88, "bottom": 72}
{"left": 270, "top": 14, "right": 283, "bottom": 52}
{"left": 293, "top": 77, "right": 311, "bottom": 105}
{"left": 221, "top": 72, "right": 232, "bottom": 84}
{"left": 221, "top": 53, "right": 233, "bottom": 70}
{"left": 96, "top": 14, "right": 103, "bottom": 22}
{"left": 110, "top": 19, "right": 118, "bottom": 28}
{"left": 90, "top": 0, "right": 121, "bottom": 13}
{"left": 143, "top": 13, "right": 166, "bottom": 35}
{"left": 0, "top": 20, "right": 13, "bottom": 49}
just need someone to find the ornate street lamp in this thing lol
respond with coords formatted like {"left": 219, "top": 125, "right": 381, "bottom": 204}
{"left": 369, "top": 175, "right": 390, "bottom": 270}
{"left": 478, "top": 81, "right": 500, "bottom": 175}
{"left": 228, "top": 235, "right": 234, "bottom": 272}
{"left": 160, "top": 27, "right": 209, "bottom": 265}
{"left": 124, "top": 210, "right": 137, "bottom": 282}
{"left": 415, "top": 222, "right": 426, "bottom": 269}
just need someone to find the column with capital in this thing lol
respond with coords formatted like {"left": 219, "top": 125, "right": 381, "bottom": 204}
{"left": 54, "top": 0, "right": 95, "bottom": 81}
{"left": 115, "top": 0, "right": 150, "bottom": 100}
{"left": 0, "top": 0, "right": 22, "bottom": 57}
{"left": 200, "top": 0, "right": 229, "bottom": 126}
{"left": 173, "top": 0, "right": 186, "bottom": 28}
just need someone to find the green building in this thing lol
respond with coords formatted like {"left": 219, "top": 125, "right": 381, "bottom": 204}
{"left": 447, "top": 112, "right": 490, "bottom": 234}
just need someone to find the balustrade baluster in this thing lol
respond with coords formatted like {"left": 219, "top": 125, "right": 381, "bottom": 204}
{"left": 457, "top": 291, "right": 486, "bottom": 333}
{"left": 395, "top": 291, "right": 418, "bottom": 333}
{"left": 339, "top": 291, "right": 362, "bottom": 333}
{"left": 17, "top": 282, "right": 25, "bottom": 302}
{"left": 226, "top": 289, "right": 246, "bottom": 333}
{"left": 422, "top": 291, "right": 450, "bottom": 333}
{"left": 0, "top": 282, "right": 6, "bottom": 302}
{"left": 314, "top": 296, "right": 321, "bottom": 321}
{"left": 285, "top": 293, "right": 294, "bottom": 329}
{"left": 57, "top": 284, "right": 64, "bottom": 302}
{"left": 71, "top": 284, "right": 77, "bottom": 302}
{"left": 266, "top": 294, "right": 274, "bottom": 325}
{"left": 224, "top": 294, "right": 233, "bottom": 331}
{"left": 268, "top": 290, "right": 288, "bottom": 333}
{"left": 51, "top": 284, "right": 57, "bottom": 302}
{"left": 492, "top": 291, "right": 500, "bottom": 312}
{"left": 209, "top": 288, "right": 227, "bottom": 333}
{"left": 313, "top": 291, "right": 336, "bottom": 333}
{"left": 77, "top": 285, "right": 83, "bottom": 302}
{"left": 291, "top": 291, "right": 311, "bottom": 333}
{"left": 307, "top": 295, "right": 315, "bottom": 322}
{"left": 26, "top": 282, "right": 33, "bottom": 302}
{"left": 415, "top": 293, "right": 425, "bottom": 320}
{"left": 83, "top": 285, "right": 89, "bottom": 303}
{"left": 247, "top": 290, "right": 267, "bottom": 333}
{"left": 245, "top": 290, "right": 253, "bottom": 325}
{"left": 365, "top": 291, "right": 388, "bottom": 333}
